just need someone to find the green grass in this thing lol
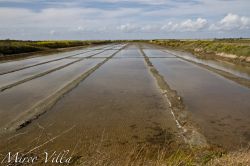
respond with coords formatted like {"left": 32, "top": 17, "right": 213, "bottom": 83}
{"left": 0, "top": 40, "right": 113, "bottom": 56}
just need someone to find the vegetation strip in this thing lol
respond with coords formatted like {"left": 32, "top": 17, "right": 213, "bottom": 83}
{"left": 0, "top": 40, "right": 113, "bottom": 56}
{"left": 0, "top": 44, "right": 127, "bottom": 134}
{"left": 139, "top": 45, "right": 208, "bottom": 148}
{"left": 162, "top": 50, "right": 250, "bottom": 88}
{"left": 150, "top": 39, "right": 250, "bottom": 65}
{"left": 0, "top": 44, "right": 114, "bottom": 76}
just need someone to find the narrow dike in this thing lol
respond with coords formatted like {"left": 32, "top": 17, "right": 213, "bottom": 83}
{"left": 0, "top": 47, "right": 115, "bottom": 92}
{"left": 1, "top": 44, "right": 127, "bottom": 134}
{"left": 139, "top": 45, "right": 208, "bottom": 148}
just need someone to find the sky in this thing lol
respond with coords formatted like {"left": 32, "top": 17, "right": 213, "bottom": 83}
{"left": 0, "top": 0, "right": 250, "bottom": 40}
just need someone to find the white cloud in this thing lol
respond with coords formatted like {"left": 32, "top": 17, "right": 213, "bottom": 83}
{"left": 161, "top": 22, "right": 178, "bottom": 32}
{"left": 0, "top": 2, "right": 249, "bottom": 39}
{"left": 210, "top": 13, "right": 250, "bottom": 31}
{"left": 161, "top": 18, "right": 207, "bottom": 32}
{"left": 49, "top": 30, "right": 55, "bottom": 35}
{"left": 95, "top": 0, "right": 169, "bottom": 5}
{"left": 117, "top": 23, "right": 140, "bottom": 33}
{"left": 219, "top": 13, "right": 250, "bottom": 29}
{"left": 116, "top": 18, "right": 208, "bottom": 33}
{"left": 0, "top": 7, "right": 142, "bottom": 28}
{"left": 179, "top": 18, "right": 208, "bottom": 31}
{"left": 141, "top": 25, "right": 161, "bottom": 33}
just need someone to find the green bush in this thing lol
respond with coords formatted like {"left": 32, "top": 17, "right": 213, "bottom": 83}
{"left": 0, "top": 40, "right": 113, "bottom": 55}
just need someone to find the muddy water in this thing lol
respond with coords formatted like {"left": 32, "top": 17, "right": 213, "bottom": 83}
{"left": 113, "top": 44, "right": 127, "bottom": 50}
{"left": 0, "top": 44, "right": 114, "bottom": 74}
{"left": 0, "top": 46, "right": 179, "bottom": 161}
{"left": 92, "top": 49, "right": 118, "bottom": 57}
{"left": 142, "top": 43, "right": 250, "bottom": 80}
{"left": 116, "top": 45, "right": 142, "bottom": 58}
{"left": 1, "top": 42, "right": 249, "bottom": 165}
{"left": 0, "top": 59, "right": 103, "bottom": 128}
{"left": 0, "top": 59, "right": 76, "bottom": 88}
{"left": 85, "top": 44, "right": 115, "bottom": 50}
{"left": 72, "top": 50, "right": 105, "bottom": 58}
{"left": 0, "top": 48, "right": 117, "bottom": 90}
{"left": 0, "top": 50, "right": 86, "bottom": 74}
{"left": 143, "top": 49, "right": 176, "bottom": 58}
{"left": 73, "top": 45, "right": 120, "bottom": 58}
{"left": 148, "top": 56, "right": 250, "bottom": 149}
{"left": 165, "top": 49, "right": 250, "bottom": 80}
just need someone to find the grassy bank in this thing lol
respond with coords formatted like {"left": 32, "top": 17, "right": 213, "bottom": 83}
{"left": 150, "top": 39, "right": 250, "bottom": 64}
{"left": 0, "top": 40, "right": 113, "bottom": 60}
{"left": 72, "top": 142, "right": 248, "bottom": 165}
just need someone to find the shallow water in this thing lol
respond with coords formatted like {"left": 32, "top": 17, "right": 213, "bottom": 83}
{"left": 91, "top": 49, "right": 118, "bottom": 58}
{"left": 143, "top": 49, "right": 176, "bottom": 58}
{"left": 0, "top": 45, "right": 178, "bottom": 158}
{"left": 0, "top": 59, "right": 103, "bottom": 128}
{"left": 0, "top": 59, "right": 76, "bottom": 88}
{"left": 164, "top": 49, "right": 250, "bottom": 80}
{"left": 0, "top": 44, "right": 114, "bottom": 74}
{"left": 0, "top": 43, "right": 249, "bottom": 160}
{"left": 149, "top": 56, "right": 250, "bottom": 149}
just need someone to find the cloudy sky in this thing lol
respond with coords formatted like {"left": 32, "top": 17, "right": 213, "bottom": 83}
{"left": 0, "top": 0, "right": 249, "bottom": 40}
